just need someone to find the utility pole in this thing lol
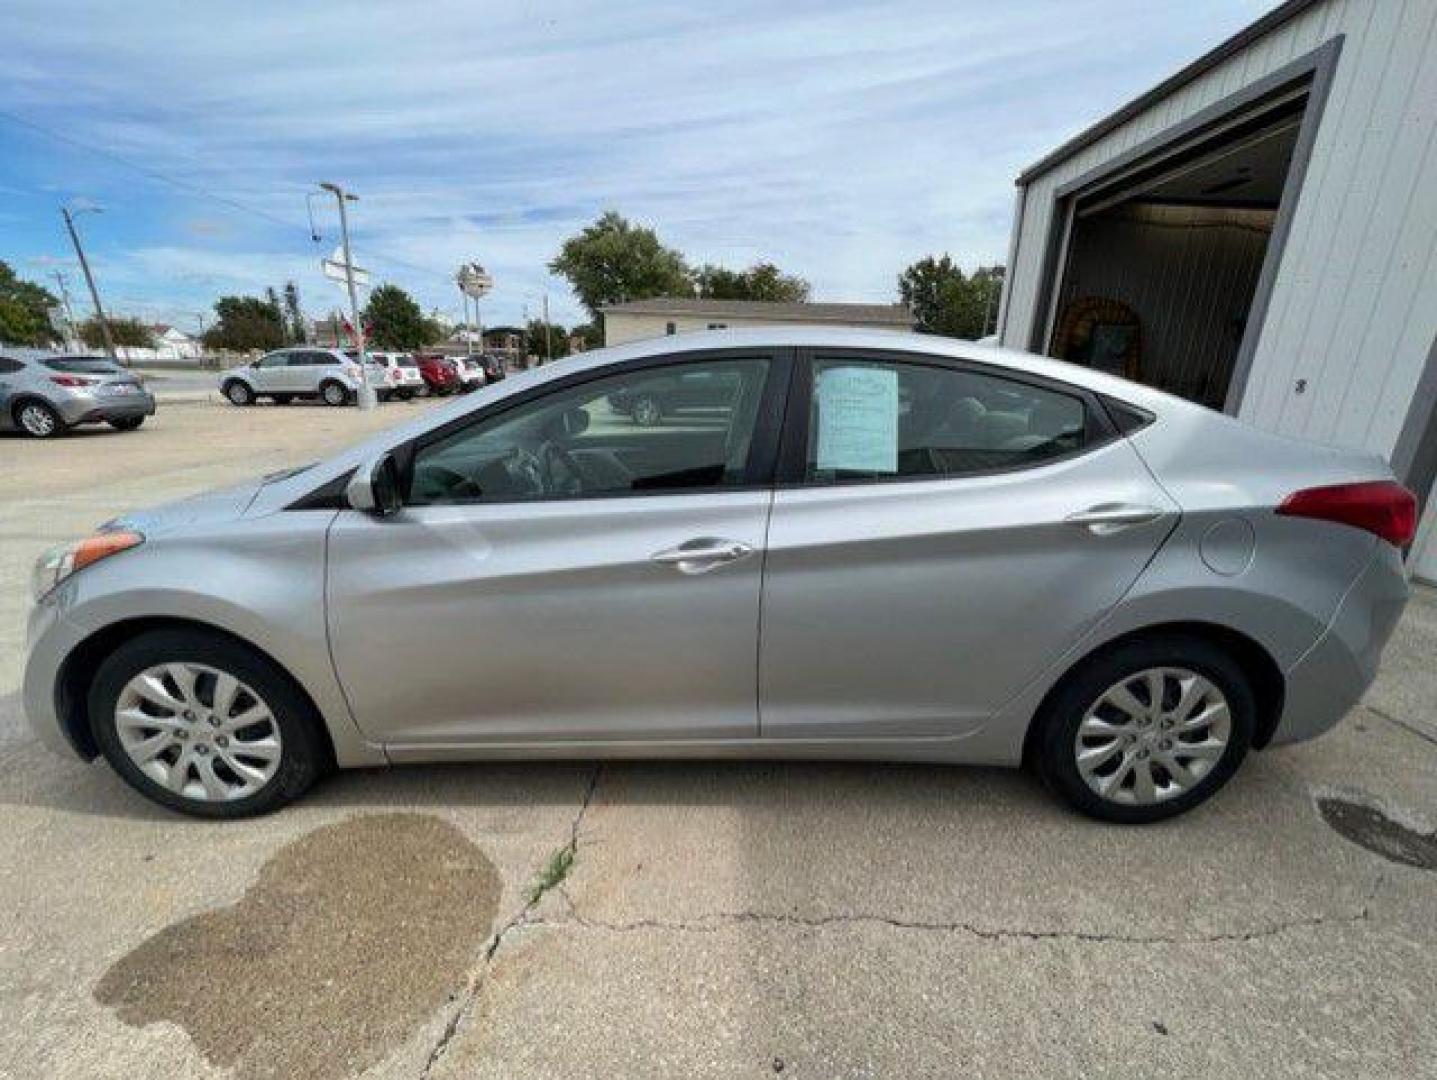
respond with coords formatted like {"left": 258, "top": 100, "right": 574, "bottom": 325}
{"left": 49, "top": 271, "right": 79, "bottom": 350}
{"left": 61, "top": 204, "right": 119, "bottom": 361}
{"left": 460, "top": 289, "right": 474, "bottom": 356}
{"left": 541, "top": 292, "right": 551, "bottom": 364}
{"left": 318, "top": 182, "right": 376, "bottom": 409}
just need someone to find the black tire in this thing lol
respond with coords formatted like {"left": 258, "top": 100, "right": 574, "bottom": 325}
{"left": 395, "top": 389, "right": 414, "bottom": 402}
{"left": 320, "top": 380, "right": 350, "bottom": 407}
{"left": 14, "top": 399, "right": 67, "bottom": 437}
{"left": 1032, "top": 633, "right": 1254, "bottom": 824}
{"left": 223, "top": 380, "right": 255, "bottom": 406}
{"left": 630, "top": 393, "right": 662, "bottom": 427}
{"left": 89, "top": 629, "right": 328, "bottom": 818}
{"left": 108, "top": 416, "right": 145, "bottom": 431}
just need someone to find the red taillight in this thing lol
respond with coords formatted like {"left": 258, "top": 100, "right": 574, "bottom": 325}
{"left": 49, "top": 375, "right": 97, "bottom": 388}
{"left": 1277, "top": 480, "right": 1417, "bottom": 546}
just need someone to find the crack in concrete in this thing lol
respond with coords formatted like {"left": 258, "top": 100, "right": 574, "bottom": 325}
{"left": 1365, "top": 704, "right": 1437, "bottom": 749}
{"left": 418, "top": 765, "right": 602, "bottom": 1078}
{"left": 538, "top": 870, "right": 1387, "bottom": 948}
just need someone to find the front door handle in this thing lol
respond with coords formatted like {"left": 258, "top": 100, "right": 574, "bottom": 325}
{"left": 651, "top": 538, "right": 755, "bottom": 573}
{"left": 1065, "top": 503, "right": 1166, "bottom": 534}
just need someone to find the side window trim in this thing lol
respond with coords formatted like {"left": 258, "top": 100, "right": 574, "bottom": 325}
{"left": 397, "top": 347, "right": 795, "bottom": 506}
{"left": 773, "top": 347, "right": 1118, "bottom": 489}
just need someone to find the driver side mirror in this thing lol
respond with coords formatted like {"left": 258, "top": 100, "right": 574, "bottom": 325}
{"left": 346, "top": 453, "right": 404, "bottom": 517}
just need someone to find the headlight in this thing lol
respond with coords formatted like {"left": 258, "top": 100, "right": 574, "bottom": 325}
{"left": 32, "top": 529, "right": 144, "bottom": 602}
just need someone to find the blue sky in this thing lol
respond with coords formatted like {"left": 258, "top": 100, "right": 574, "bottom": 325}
{"left": 1, "top": 0, "right": 1272, "bottom": 332}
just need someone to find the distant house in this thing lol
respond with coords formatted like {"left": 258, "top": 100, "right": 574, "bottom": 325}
{"left": 149, "top": 324, "right": 201, "bottom": 359}
{"left": 600, "top": 299, "right": 914, "bottom": 346}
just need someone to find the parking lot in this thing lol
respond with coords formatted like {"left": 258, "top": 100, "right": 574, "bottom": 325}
{"left": 2, "top": 392, "right": 1435, "bottom": 1079}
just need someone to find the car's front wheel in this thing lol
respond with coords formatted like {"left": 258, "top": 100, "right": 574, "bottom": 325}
{"left": 320, "top": 380, "right": 350, "bottom": 407}
{"left": 15, "top": 400, "right": 66, "bottom": 438}
{"left": 1032, "top": 634, "right": 1254, "bottom": 824}
{"left": 89, "top": 629, "right": 328, "bottom": 818}
{"left": 223, "top": 381, "right": 255, "bottom": 406}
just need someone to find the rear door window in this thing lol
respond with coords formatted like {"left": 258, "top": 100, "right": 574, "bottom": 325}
{"left": 804, "top": 357, "right": 1091, "bottom": 483}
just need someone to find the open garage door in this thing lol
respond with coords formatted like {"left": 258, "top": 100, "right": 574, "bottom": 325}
{"left": 1038, "top": 83, "right": 1318, "bottom": 412}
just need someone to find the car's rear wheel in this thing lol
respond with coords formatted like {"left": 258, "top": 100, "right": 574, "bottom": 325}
{"left": 89, "top": 629, "right": 327, "bottom": 818}
{"left": 223, "top": 381, "right": 254, "bottom": 406}
{"left": 320, "top": 380, "right": 350, "bottom": 407}
{"left": 15, "top": 400, "right": 66, "bottom": 438}
{"left": 1033, "top": 634, "right": 1253, "bottom": 824}
{"left": 108, "top": 416, "right": 145, "bottom": 431}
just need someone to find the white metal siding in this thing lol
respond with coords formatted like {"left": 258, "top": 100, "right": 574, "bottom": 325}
{"left": 1003, "top": 0, "right": 1437, "bottom": 467}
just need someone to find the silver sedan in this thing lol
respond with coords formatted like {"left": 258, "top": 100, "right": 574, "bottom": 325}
{"left": 23, "top": 330, "right": 1414, "bottom": 822}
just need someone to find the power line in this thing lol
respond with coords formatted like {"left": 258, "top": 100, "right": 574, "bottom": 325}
{"left": 0, "top": 109, "right": 456, "bottom": 285}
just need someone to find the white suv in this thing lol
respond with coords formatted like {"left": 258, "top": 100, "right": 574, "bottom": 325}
{"left": 219, "top": 348, "right": 381, "bottom": 407}
{"left": 369, "top": 352, "right": 426, "bottom": 401}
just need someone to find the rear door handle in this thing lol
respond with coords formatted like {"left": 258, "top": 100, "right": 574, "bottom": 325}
{"left": 651, "top": 538, "right": 755, "bottom": 573}
{"left": 1065, "top": 503, "right": 1166, "bottom": 534}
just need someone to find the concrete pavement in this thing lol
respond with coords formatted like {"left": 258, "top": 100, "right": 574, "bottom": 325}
{"left": 0, "top": 401, "right": 1433, "bottom": 1079}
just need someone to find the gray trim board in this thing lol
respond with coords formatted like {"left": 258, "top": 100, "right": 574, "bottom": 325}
{"left": 1017, "top": 0, "right": 1326, "bottom": 185}
{"left": 1021, "top": 37, "right": 1343, "bottom": 414}
{"left": 1392, "top": 331, "right": 1437, "bottom": 517}
{"left": 997, "top": 185, "right": 1026, "bottom": 342}
{"left": 1223, "top": 36, "right": 1343, "bottom": 413}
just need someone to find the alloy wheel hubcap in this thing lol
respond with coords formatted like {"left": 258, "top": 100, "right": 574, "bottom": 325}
{"left": 1073, "top": 667, "right": 1231, "bottom": 806}
{"left": 21, "top": 405, "right": 55, "bottom": 435}
{"left": 114, "top": 662, "right": 282, "bottom": 802}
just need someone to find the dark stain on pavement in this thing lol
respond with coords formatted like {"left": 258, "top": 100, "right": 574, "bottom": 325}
{"left": 95, "top": 813, "right": 502, "bottom": 1080}
{"left": 1318, "top": 797, "right": 1437, "bottom": 870}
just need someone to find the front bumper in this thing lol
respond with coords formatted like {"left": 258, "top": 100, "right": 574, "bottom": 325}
{"left": 1270, "top": 544, "right": 1410, "bottom": 745}
{"left": 22, "top": 596, "right": 91, "bottom": 759}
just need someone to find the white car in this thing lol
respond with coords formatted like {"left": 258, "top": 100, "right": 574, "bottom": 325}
{"left": 368, "top": 352, "right": 426, "bottom": 401}
{"left": 452, "top": 354, "right": 487, "bottom": 393}
{"left": 220, "top": 348, "right": 382, "bottom": 407}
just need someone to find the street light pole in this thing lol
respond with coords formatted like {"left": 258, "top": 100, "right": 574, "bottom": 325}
{"left": 61, "top": 205, "right": 119, "bottom": 361}
{"left": 318, "top": 181, "right": 376, "bottom": 410}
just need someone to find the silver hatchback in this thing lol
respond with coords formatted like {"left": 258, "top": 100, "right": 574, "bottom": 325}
{"left": 24, "top": 330, "right": 1414, "bottom": 822}
{"left": 0, "top": 349, "right": 156, "bottom": 437}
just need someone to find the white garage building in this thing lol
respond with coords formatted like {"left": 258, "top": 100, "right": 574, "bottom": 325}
{"left": 997, "top": 0, "right": 1437, "bottom": 582}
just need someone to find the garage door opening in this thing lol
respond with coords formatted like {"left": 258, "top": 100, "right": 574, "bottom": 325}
{"left": 1040, "top": 85, "right": 1314, "bottom": 411}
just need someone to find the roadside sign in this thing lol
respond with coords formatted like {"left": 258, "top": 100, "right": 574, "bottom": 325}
{"left": 322, "top": 245, "right": 371, "bottom": 289}
{"left": 457, "top": 262, "right": 492, "bottom": 299}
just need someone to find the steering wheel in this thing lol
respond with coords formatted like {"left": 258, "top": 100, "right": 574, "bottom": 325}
{"left": 537, "top": 440, "right": 584, "bottom": 496}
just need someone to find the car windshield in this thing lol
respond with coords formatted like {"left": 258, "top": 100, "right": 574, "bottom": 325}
{"left": 43, "top": 358, "right": 120, "bottom": 374}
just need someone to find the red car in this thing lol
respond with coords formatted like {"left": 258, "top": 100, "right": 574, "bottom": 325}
{"left": 413, "top": 353, "right": 460, "bottom": 396}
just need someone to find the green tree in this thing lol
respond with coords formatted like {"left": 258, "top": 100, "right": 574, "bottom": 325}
{"left": 363, "top": 284, "right": 441, "bottom": 350}
{"left": 204, "top": 295, "right": 287, "bottom": 351}
{"left": 525, "top": 319, "right": 570, "bottom": 363}
{"left": 550, "top": 211, "right": 692, "bottom": 319}
{"left": 571, "top": 321, "right": 603, "bottom": 350}
{"left": 282, "top": 280, "right": 305, "bottom": 344}
{"left": 0, "top": 260, "right": 61, "bottom": 346}
{"left": 897, "top": 256, "right": 1004, "bottom": 339}
{"left": 695, "top": 262, "right": 809, "bottom": 302}
{"left": 79, "top": 316, "right": 153, "bottom": 349}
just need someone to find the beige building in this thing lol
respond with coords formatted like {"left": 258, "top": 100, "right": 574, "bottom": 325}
{"left": 601, "top": 299, "right": 913, "bottom": 346}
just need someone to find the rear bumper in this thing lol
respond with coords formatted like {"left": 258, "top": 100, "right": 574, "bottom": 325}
{"left": 55, "top": 393, "right": 156, "bottom": 425}
{"left": 1269, "top": 545, "right": 1410, "bottom": 745}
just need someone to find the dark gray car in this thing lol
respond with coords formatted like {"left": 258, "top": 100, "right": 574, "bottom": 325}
{"left": 0, "top": 348, "right": 156, "bottom": 437}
